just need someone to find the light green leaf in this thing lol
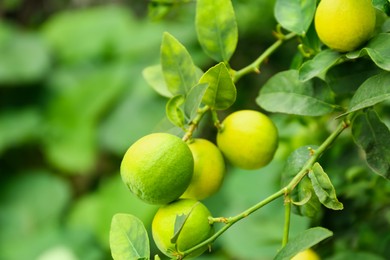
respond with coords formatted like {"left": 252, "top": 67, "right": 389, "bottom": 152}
{"left": 257, "top": 70, "right": 335, "bottom": 116}
{"left": 160, "top": 32, "right": 198, "bottom": 96}
{"left": 346, "top": 33, "right": 390, "bottom": 71}
{"left": 308, "top": 163, "right": 344, "bottom": 210}
{"left": 196, "top": 0, "right": 238, "bottom": 62}
{"left": 200, "top": 62, "right": 236, "bottom": 110}
{"left": 142, "top": 65, "right": 172, "bottom": 98}
{"left": 274, "top": 0, "right": 317, "bottom": 35}
{"left": 299, "top": 49, "right": 344, "bottom": 81}
{"left": 110, "top": 214, "right": 150, "bottom": 260}
{"left": 347, "top": 72, "right": 390, "bottom": 113}
{"left": 352, "top": 110, "right": 390, "bottom": 179}
{"left": 166, "top": 95, "right": 186, "bottom": 128}
{"left": 274, "top": 227, "right": 333, "bottom": 260}
{"left": 184, "top": 83, "right": 208, "bottom": 120}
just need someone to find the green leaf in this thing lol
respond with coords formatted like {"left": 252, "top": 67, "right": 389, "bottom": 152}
{"left": 347, "top": 72, "right": 390, "bottom": 114}
{"left": 200, "top": 62, "right": 236, "bottom": 110}
{"left": 299, "top": 49, "right": 344, "bottom": 81}
{"left": 352, "top": 110, "right": 390, "bottom": 179}
{"left": 142, "top": 65, "right": 172, "bottom": 98}
{"left": 274, "top": 227, "right": 333, "bottom": 260}
{"left": 281, "top": 146, "right": 322, "bottom": 218}
{"left": 308, "top": 163, "right": 344, "bottom": 210}
{"left": 166, "top": 95, "right": 186, "bottom": 128}
{"left": 160, "top": 32, "right": 198, "bottom": 96}
{"left": 110, "top": 214, "right": 150, "bottom": 260}
{"left": 257, "top": 70, "right": 335, "bottom": 116}
{"left": 274, "top": 0, "right": 316, "bottom": 35}
{"left": 171, "top": 213, "right": 188, "bottom": 244}
{"left": 196, "top": 0, "right": 238, "bottom": 62}
{"left": 184, "top": 83, "right": 208, "bottom": 120}
{"left": 346, "top": 33, "right": 390, "bottom": 71}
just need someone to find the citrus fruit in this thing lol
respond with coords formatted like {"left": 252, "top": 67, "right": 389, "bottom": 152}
{"left": 217, "top": 110, "right": 278, "bottom": 170}
{"left": 314, "top": 0, "right": 376, "bottom": 52}
{"left": 181, "top": 138, "right": 225, "bottom": 200}
{"left": 152, "top": 199, "right": 214, "bottom": 258}
{"left": 291, "top": 248, "right": 320, "bottom": 260}
{"left": 120, "top": 133, "right": 194, "bottom": 205}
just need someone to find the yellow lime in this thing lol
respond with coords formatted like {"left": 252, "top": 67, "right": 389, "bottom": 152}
{"left": 120, "top": 133, "right": 194, "bottom": 205}
{"left": 152, "top": 199, "right": 214, "bottom": 258}
{"left": 217, "top": 110, "right": 278, "bottom": 170}
{"left": 314, "top": 0, "right": 376, "bottom": 52}
{"left": 292, "top": 248, "right": 321, "bottom": 260}
{"left": 181, "top": 138, "right": 225, "bottom": 200}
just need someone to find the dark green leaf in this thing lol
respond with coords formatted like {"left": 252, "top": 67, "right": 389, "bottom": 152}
{"left": 200, "top": 62, "right": 236, "bottom": 110}
{"left": 347, "top": 72, "right": 390, "bottom": 114}
{"left": 299, "top": 49, "right": 344, "bottom": 81}
{"left": 274, "top": 227, "right": 333, "bottom": 260}
{"left": 196, "top": 0, "right": 238, "bottom": 62}
{"left": 308, "top": 163, "right": 344, "bottom": 210}
{"left": 142, "top": 65, "right": 172, "bottom": 98}
{"left": 166, "top": 95, "right": 186, "bottom": 128}
{"left": 346, "top": 33, "right": 390, "bottom": 71}
{"left": 110, "top": 214, "right": 150, "bottom": 260}
{"left": 372, "top": 0, "right": 390, "bottom": 16}
{"left": 257, "top": 70, "right": 335, "bottom": 116}
{"left": 352, "top": 110, "right": 390, "bottom": 179}
{"left": 274, "top": 0, "right": 316, "bottom": 35}
{"left": 184, "top": 83, "right": 208, "bottom": 120}
{"left": 160, "top": 32, "right": 198, "bottom": 95}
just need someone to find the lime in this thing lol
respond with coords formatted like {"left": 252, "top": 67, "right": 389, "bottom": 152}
{"left": 217, "top": 110, "right": 278, "bottom": 170}
{"left": 120, "top": 133, "right": 194, "bottom": 205}
{"left": 314, "top": 0, "right": 376, "bottom": 52}
{"left": 292, "top": 248, "right": 320, "bottom": 260}
{"left": 152, "top": 199, "right": 214, "bottom": 258}
{"left": 181, "top": 138, "right": 225, "bottom": 200}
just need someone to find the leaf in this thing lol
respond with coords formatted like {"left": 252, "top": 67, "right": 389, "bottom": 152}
{"left": 196, "top": 0, "right": 238, "bottom": 62}
{"left": 171, "top": 213, "right": 189, "bottom": 244}
{"left": 184, "top": 83, "right": 208, "bottom": 120}
{"left": 110, "top": 213, "right": 150, "bottom": 260}
{"left": 142, "top": 65, "right": 172, "bottom": 98}
{"left": 351, "top": 110, "right": 390, "bottom": 179}
{"left": 372, "top": 0, "right": 390, "bottom": 15}
{"left": 299, "top": 49, "right": 344, "bottom": 81}
{"left": 274, "top": 227, "right": 333, "bottom": 260}
{"left": 308, "top": 163, "right": 344, "bottom": 210}
{"left": 200, "top": 62, "right": 236, "bottom": 110}
{"left": 274, "top": 0, "right": 317, "bottom": 35}
{"left": 346, "top": 33, "right": 390, "bottom": 71}
{"left": 347, "top": 72, "right": 390, "bottom": 114}
{"left": 257, "top": 70, "right": 335, "bottom": 116}
{"left": 166, "top": 95, "right": 186, "bottom": 128}
{"left": 160, "top": 32, "right": 198, "bottom": 95}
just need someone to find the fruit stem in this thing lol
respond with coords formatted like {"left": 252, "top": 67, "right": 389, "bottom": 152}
{"left": 232, "top": 31, "right": 296, "bottom": 82}
{"left": 182, "top": 106, "right": 210, "bottom": 142}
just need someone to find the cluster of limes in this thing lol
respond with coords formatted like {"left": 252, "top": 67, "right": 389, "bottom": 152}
{"left": 120, "top": 110, "right": 278, "bottom": 258}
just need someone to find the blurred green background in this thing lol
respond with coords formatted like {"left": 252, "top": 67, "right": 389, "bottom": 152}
{"left": 1, "top": 0, "right": 389, "bottom": 259}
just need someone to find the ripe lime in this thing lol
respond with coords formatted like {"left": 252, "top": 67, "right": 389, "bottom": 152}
{"left": 152, "top": 199, "right": 214, "bottom": 258}
{"left": 314, "top": 0, "right": 376, "bottom": 52}
{"left": 217, "top": 110, "right": 278, "bottom": 170}
{"left": 120, "top": 133, "right": 194, "bottom": 205}
{"left": 291, "top": 248, "right": 320, "bottom": 260}
{"left": 181, "top": 138, "right": 225, "bottom": 200}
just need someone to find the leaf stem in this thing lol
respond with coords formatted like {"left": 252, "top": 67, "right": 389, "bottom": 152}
{"left": 232, "top": 32, "right": 296, "bottom": 83}
{"left": 182, "top": 106, "right": 210, "bottom": 142}
{"left": 282, "top": 193, "right": 292, "bottom": 247}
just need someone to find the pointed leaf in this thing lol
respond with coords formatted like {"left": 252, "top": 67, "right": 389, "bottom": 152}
{"left": 352, "top": 110, "right": 390, "bottom": 179}
{"left": 257, "top": 70, "right": 335, "bottom": 116}
{"left": 308, "top": 163, "right": 344, "bottom": 210}
{"left": 347, "top": 72, "right": 390, "bottom": 113}
{"left": 299, "top": 49, "right": 344, "bottom": 81}
{"left": 160, "top": 32, "right": 198, "bottom": 95}
{"left": 142, "top": 65, "right": 173, "bottom": 98}
{"left": 196, "top": 0, "right": 238, "bottom": 62}
{"left": 184, "top": 83, "right": 208, "bottom": 120}
{"left": 171, "top": 213, "right": 189, "bottom": 244}
{"left": 200, "top": 62, "right": 236, "bottom": 110}
{"left": 166, "top": 95, "right": 186, "bottom": 128}
{"left": 274, "top": 0, "right": 317, "bottom": 35}
{"left": 346, "top": 33, "right": 390, "bottom": 71}
{"left": 110, "top": 213, "right": 150, "bottom": 260}
{"left": 274, "top": 227, "right": 333, "bottom": 260}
